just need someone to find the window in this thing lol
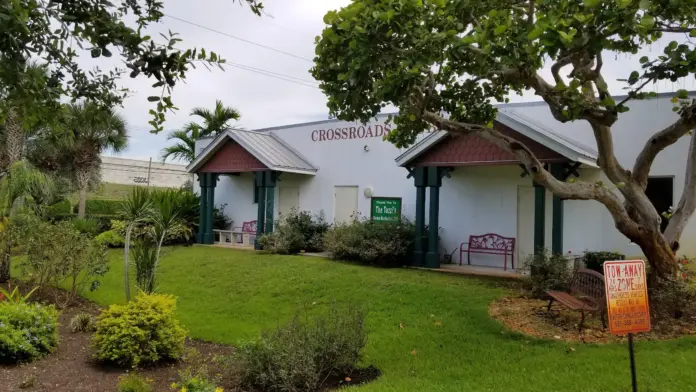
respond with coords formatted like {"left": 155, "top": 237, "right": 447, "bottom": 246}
{"left": 645, "top": 176, "right": 674, "bottom": 233}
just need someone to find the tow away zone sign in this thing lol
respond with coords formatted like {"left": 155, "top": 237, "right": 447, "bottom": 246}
{"left": 603, "top": 260, "right": 651, "bottom": 335}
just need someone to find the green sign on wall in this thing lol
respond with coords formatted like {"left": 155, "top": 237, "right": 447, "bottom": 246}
{"left": 371, "top": 197, "right": 402, "bottom": 222}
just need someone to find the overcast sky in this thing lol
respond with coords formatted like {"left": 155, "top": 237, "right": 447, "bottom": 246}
{"left": 98, "top": 0, "right": 695, "bottom": 163}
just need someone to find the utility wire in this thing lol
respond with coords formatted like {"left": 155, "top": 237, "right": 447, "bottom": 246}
{"left": 227, "top": 61, "right": 318, "bottom": 84}
{"left": 164, "top": 14, "right": 314, "bottom": 63}
{"left": 222, "top": 62, "right": 320, "bottom": 89}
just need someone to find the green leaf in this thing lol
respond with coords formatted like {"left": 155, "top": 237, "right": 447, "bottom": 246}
{"left": 673, "top": 106, "right": 680, "bottom": 112}
{"left": 583, "top": 0, "right": 601, "bottom": 8}
{"left": 409, "top": 114, "right": 416, "bottom": 121}
{"left": 639, "top": 0, "right": 651, "bottom": 9}
{"left": 677, "top": 89, "right": 689, "bottom": 99}
{"left": 493, "top": 25, "right": 508, "bottom": 36}
{"left": 147, "top": 96, "right": 160, "bottom": 102}
{"left": 528, "top": 27, "right": 543, "bottom": 40}
{"left": 640, "top": 15, "right": 655, "bottom": 28}
{"left": 617, "top": 0, "right": 632, "bottom": 9}
{"left": 90, "top": 48, "right": 101, "bottom": 58}
{"left": 690, "top": 30, "right": 696, "bottom": 37}
{"left": 102, "top": 48, "right": 112, "bottom": 57}
{"left": 639, "top": 56, "right": 649, "bottom": 64}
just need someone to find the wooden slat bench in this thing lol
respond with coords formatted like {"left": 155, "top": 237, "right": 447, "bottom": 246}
{"left": 546, "top": 268, "right": 606, "bottom": 332}
{"left": 233, "top": 220, "right": 257, "bottom": 247}
{"left": 459, "top": 233, "right": 516, "bottom": 270}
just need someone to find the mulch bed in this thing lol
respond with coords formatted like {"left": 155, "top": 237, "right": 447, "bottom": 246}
{"left": 1, "top": 284, "right": 380, "bottom": 392}
{"left": 489, "top": 295, "right": 696, "bottom": 344}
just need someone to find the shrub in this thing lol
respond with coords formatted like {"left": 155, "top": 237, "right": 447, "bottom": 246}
{"left": 236, "top": 305, "right": 367, "bottom": 392}
{"left": 171, "top": 368, "right": 222, "bottom": 392}
{"left": 95, "top": 230, "right": 125, "bottom": 247}
{"left": 524, "top": 249, "right": 571, "bottom": 298}
{"left": 21, "top": 221, "right": 109, "bottom": 307}
{"left": 213, "top": 204, "right": 232, "bottom": 230}
{"left": 118, "top": 373, "right": 153, "bottom": 392}
{"left": 132, "top": 239, "right": 158, "bottom": 294}
{"left": 92, "top": 293, "right": 187, "bottom": 367}
{"left": 582, "top": 251, "right": 625, "bottom": 274}
{"left": 0, "top": 302, "right": 59, "bottom": 363}
{"left": 324, "top": 217, "right": 415, "bottom": 267}
{"left": 75, "top": 199, "right": 124, "bottom": 216}
{"left": 258, "top": 225, "right": 305, "bottom": 255}
{"left": 69, "top": 312, "right": 94, "bottom": 333}
{"left": 650, "top": 256, "right": 696, "bottom": 319}
{"left": 259, "top": 209, "right": 330, "bottom": 254}
{"left": 72, "top": 217, "right": 101, "bottom": 236}
{"left": 45, "top": 199, "right": 72, "bottom": 217}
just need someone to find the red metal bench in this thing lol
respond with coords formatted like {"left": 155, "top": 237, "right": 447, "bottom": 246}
{"left": 233, "top": 220, "right": 257, "bottom": 246}
{"left": 459, "top": 233, "right": 516, "bottom": 270}
{"left": 546, "top": 268, "right": 606, "bottom": 332}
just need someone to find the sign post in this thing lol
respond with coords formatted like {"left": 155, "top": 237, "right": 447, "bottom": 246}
{"left": 603, "top": 260, "right": 651, "bottom": 392}
{"left": 370, "top": 197, "right": 402, "bottom": 222}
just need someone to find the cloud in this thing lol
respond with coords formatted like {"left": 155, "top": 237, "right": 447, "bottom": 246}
{"left": 92, "top": 0, "right": 693, "bottom": 161}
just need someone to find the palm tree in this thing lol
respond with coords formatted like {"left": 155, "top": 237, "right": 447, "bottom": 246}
{"left": 120, "top": 187, "right": 152, "bottom": 301}
{"left": 161, "top": 100, "right": 241, "bottom": 163}
{"left": 190, "top": 100, "right": 241, "bottom": 137}
{"left": 65, "top": 102, "right": 128, "bottom": 218}
{"left": 161, "top": 123, "right": 201, "bottom": 163}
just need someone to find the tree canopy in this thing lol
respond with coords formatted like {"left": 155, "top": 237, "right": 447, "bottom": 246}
{"left": 312, "top": 0, "right": 696, "bottom": 278}
{"left": 0, "top": 0, "right": 262, "bottom": 132}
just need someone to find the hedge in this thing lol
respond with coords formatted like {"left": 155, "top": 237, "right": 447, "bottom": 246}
{"left": 45, "top": 199, "right": 72, "bottom": 216}
{"left": 73, "top": 199, "right": 124, "bottom": 216}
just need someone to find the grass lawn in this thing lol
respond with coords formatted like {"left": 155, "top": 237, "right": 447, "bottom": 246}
{"left": 39, "top": 247, "right": 696, "bottom": 391}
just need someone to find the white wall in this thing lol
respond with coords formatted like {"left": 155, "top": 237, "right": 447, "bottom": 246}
{"left": 101, "top": 156, "right": 191, "bottom": 188}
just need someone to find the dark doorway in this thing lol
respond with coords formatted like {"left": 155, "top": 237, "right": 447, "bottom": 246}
{"left": 645, "top": 177, "right": 674, "bottom": 233}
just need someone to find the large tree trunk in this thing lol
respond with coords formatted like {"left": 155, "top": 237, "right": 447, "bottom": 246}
{"left": 76, "top": 168, "right": 91, "bottom": 219}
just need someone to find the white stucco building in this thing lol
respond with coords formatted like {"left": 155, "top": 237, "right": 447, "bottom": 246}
{"left": 187, "top": 93, "right": 690, "bottom": 269}
{"left": 101, "top": 156, "right": 191, "bottom": 188}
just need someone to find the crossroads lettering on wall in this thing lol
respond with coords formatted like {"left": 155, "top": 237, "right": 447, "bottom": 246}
{"left": 311, "top": 123, "right": 392, "bottom": 142}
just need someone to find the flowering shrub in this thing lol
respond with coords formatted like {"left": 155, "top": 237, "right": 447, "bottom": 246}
{"left": 118, "top": 373, "right": 153, "bottom": 392}
{"left": 0, "top": 301, "right": 59, "bottom": 363}
{"left": 171, "top": 368, "right": 223, "bottom": 392}
{"left": 92, "top": 293, "right": 187, "bottom": 367}
{"left": 649, "top": 256, "right": 696, "bottom": 319}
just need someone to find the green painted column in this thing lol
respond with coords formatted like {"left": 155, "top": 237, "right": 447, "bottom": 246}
{"left": 413, "top": 167, "right": 427, "bottom": 267}
{"left": 425, "top": 166, "right": 442, "bottom": 268}
{"left": 255, "top": 172, "right": 266, "bottom": 250}
{"left": 533, "top": 183, "right": 546, "bottom": 254}
{"left": 203, "top": 173, "right": 217, "bottom": 244}
{"left": 197, "top": 174, "right": 208, "bottom": 244}
{"left": 264, "top": 171, "right": 278, "bottom": 233}
{"left": 550, "top": 163, "right": 565, "bottom": 254}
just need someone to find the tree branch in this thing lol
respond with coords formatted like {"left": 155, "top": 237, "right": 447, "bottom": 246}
{"left": 527, "top": 0, "right": 535, "bottom": 28}
{"left": 633, "top": 102, "right": 696, "bottom": 189}
{"left": 664, "top": 132, "right": 696, "bottom": 246}
{"left": 615, "top": 77, "right": 656, "bottom": 108}
{"left": 422, "top": 110, "right": 643, "bottom": 239}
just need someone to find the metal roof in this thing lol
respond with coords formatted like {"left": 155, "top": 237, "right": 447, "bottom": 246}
{"left": 187, "top": 129, "right": 318, "bottom": 175}
{"left": 395, "top": 111, "right": 599, "bottom": 167}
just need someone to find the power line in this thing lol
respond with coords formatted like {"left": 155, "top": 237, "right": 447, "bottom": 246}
{"left": 164, "top": 14, "right": 313, "bottom": 63}
{"left": 223, "top": 62, "right": 320, "bottom": 89}
{"left": 227, "top": 61, "right": 318, "bottom": 84}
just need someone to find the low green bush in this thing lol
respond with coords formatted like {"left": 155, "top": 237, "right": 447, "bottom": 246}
{"left": 75, "top": 199, "right": 124, "bottom": 216}
{"left": 259, "top": 209, "right": 330, "bottom": 254}
{"left": 45, "top": 199, "right": 72, "bottom": 217}
{"left": 582, "top": 251, "right": 625, "bottom": 274}
{"left": 92, "top": 293, "right": 186, "bottom": 367}
{"left": 324, "top": 217, "right": 415, "bottom": 267}
{"left": 236, "top": 305, "right": 367, "bottom": 392}
{"left": 118, "top": 373, "right": 153, "bottom": 392}
{"left": 0, "top": 302, "right": 59, "bottom": 364}
{"left": 524, "top": 249, "right": 571, "bottom": 298}
{"left": 95, "top": 230, "right": 125, "bottom": 247}
{"left": 72, "top": 217, "right": 101, "bottom": 236}
{"left": 171, "top": 368, "right": 222, "bottom": 392}
{"left": 650, "top": 256, "right": 696, "bottom": 319}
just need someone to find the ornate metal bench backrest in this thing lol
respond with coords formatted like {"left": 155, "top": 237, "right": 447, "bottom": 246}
{"left": 242, "top": 220, "right": 257, "bottom": 233}
{"left": 469, "top": 233, "right": 515, "bottom": 253}
{"left": 570, "top": 268, "right": 606, "bottom": 308}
